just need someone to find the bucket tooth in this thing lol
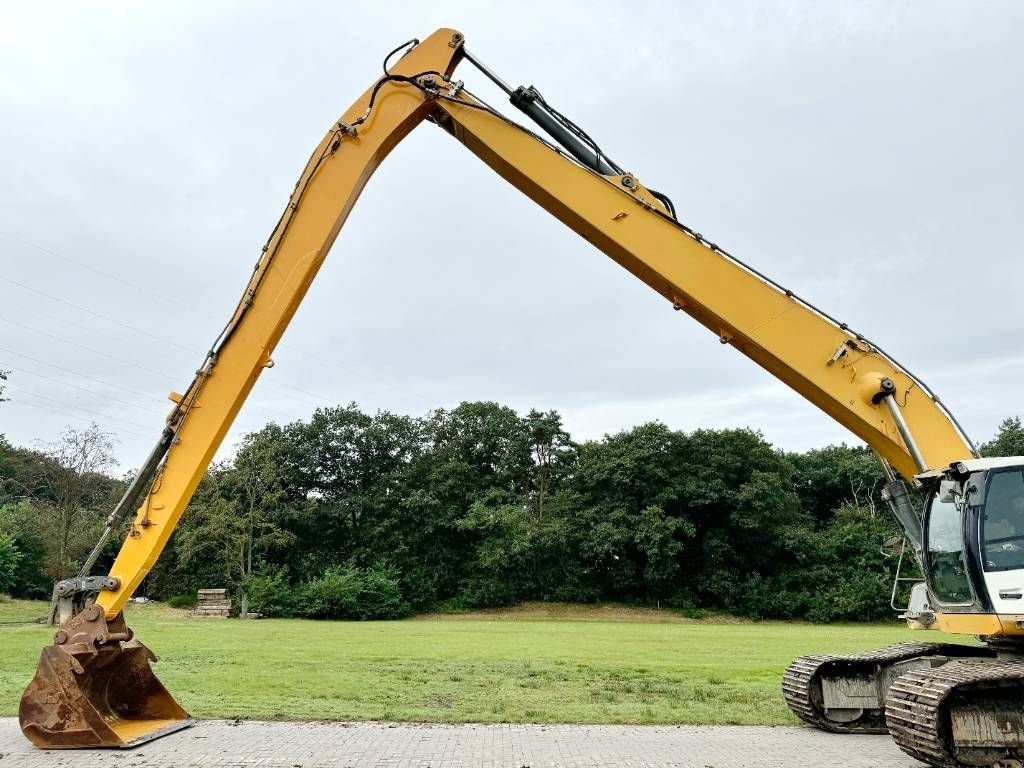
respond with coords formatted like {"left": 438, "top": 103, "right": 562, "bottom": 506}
{"left": 18, "top": 606, "right": 191, "bottom": 749}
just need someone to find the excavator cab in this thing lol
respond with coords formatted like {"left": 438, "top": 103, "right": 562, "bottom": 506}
{"left": 784, "top": 459, "right": 1024, "bottom": 766}
{"left": 921, "top": 458, "right": 1024, "bottom": 630}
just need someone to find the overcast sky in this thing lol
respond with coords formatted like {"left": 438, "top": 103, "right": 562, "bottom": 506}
{"left": 1, "top": 1, "right": 1022, "bottom": 471}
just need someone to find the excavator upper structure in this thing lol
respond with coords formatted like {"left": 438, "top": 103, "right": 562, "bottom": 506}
{"left": 19, "top": 28, "right": 1024, "bottom": 767}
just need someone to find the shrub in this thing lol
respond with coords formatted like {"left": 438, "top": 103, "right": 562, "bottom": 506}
{"left": 453, "top": 575, "right": 517, "bottom": 609}
{"left": 248, "top": 567, "right": 298, "bottom": 617}
{"left": 299, "top": 565, "right": 408, "bottom": 620}
{"left": 166, "top": 593, "right": 196, "bottom": 609}
{"left": 736, "top": 505, "right": 895, "bottom": 622}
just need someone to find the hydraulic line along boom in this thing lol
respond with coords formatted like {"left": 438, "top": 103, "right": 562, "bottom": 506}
{"left": 20, "top": 30, "right": 1024, "bottom": 768}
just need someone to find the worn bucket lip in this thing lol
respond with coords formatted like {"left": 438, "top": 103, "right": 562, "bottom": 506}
{"left": 117, "top": 718, "right": 195, "bottom": 749}
{"left": 26, "top": 717, "right": 195, "bottom": 751}
{"left": 20, "top": 608, "right": 194, "bottom": 751}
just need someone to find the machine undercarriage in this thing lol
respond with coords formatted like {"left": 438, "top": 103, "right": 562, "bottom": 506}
{"left": 785, "top": 641, "right": 1024, "bottom": 767}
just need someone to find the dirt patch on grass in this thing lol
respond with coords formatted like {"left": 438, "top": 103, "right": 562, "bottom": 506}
{"left": 415, "top": 602, "right": 751, "bottom": 624}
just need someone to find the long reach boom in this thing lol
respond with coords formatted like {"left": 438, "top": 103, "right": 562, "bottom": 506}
{"left": 24, "top": 30, "right": 1021, "bottom": 768}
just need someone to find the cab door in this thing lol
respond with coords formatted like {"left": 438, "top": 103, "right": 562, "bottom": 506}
{"left": 924, "top": 491, "right": 977, "bottom": 608}
{"left": 979, "top": 469, "right": 1024, "bottom": 614}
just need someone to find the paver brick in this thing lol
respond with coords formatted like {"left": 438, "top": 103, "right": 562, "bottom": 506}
{"left": 0, "top": 718, "right": 927, "bottom": 767}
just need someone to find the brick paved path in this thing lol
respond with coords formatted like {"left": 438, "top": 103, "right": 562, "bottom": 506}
{"left": 0, "top": 718, "right": 926, "bottom": 767}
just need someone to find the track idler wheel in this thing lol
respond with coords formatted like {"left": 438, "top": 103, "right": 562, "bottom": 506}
{"left": 19, "top": 605, "right": 191, "bottom": 749}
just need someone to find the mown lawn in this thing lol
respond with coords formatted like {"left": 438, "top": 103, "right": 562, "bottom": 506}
{"left": 0, "top": 599, "right": 977, "bottom": 725}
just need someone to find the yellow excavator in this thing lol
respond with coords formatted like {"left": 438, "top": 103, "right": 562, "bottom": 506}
{"left": 19, "top": 28, "right": 1024, "bottom": 767}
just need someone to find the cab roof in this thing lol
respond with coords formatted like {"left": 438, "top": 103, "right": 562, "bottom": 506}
{"left": 916, "top": 456, "right": 1024, "bottom": 484}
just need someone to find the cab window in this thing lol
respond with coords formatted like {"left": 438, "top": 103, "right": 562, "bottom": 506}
{"left": 983, "top": 469, "right": 1024, "bottom": 572}
{"left": 926, "top": 492, "right": 973, "bottom": 604}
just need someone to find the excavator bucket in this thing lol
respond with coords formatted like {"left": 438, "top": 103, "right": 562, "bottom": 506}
{"left": 19, "top": 606, "right": 191, "bottom": 749}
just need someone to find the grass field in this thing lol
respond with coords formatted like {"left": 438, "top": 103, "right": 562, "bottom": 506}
{"left": 0, "top": 599, "right": 978, "bottom": 725}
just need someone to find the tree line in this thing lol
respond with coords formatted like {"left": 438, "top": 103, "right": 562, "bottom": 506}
{"left": 2, "top": 401, "right": 1022, "bottom": 622}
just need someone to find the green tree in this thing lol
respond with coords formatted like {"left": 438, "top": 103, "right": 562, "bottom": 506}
{"left": 568, "top": 422, "right": 696, "bottom": 602}
{"left": 176, "top": 427, "right": 295, "bottom": 616}
{"left": 673, "top": 428, "right": 806, "bottom": 607}
{"left": 228, "top": 427, "right": 296, "bottom": 616}
{"left": 634, "top": 504, "right": 691, "bottom": 600}
{"left": 286, "top": 404, "right": 421, "bottom": 572}
{"left": 0, "top": 526, "right": 21, "bottom": 594}
{"left": 8, "top": 394, "right": 974, "bottom": 622}
{"left": 28, "top": 424, "right": 119, "bottom": 584}
{"left": 450, "top": 409, "right": 578, "bottom": 607}
{"left": 388, "top": 402, "right": 532, "bottom": 606}
{"left": 0, "top": 502, "right": 50, "bottom": 598}
{"left": 740, "top": 504, "right": 896, "bottom": 622}
{"left": 524, "top": 409, "right": 575, "bottom": 522}
{"left": 981, "top": 416, "right": 1024, "bottom": 458}
{"left": 788, "top": 445, "right": 886, "bottom": 521}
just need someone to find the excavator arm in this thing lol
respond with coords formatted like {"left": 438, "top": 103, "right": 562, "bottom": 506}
{"left": 20, "top": 27, "right": 979, "bottom": 750}
{"left": 95, "top": 27, "right": 977, "bottom": 624}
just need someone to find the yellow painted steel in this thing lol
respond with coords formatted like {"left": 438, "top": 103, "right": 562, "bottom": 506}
{"left": 95, "top": 29, "right": 463, "bottom": 619}
{"left": 936, "top": 613, "right": 1024, "bottom": 637}
{"left": 432, "top": 92, "right": 973, "bottom": 482}
{"left": 97, "top": 28, "right": 975, "bottom": 620}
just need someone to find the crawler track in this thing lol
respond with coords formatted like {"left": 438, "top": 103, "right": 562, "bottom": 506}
{"left": 783, "top": 642, "right": 978, "bottom": 734}
{"left": 887, "top": 658, "right": 1024, "bottom": 768}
